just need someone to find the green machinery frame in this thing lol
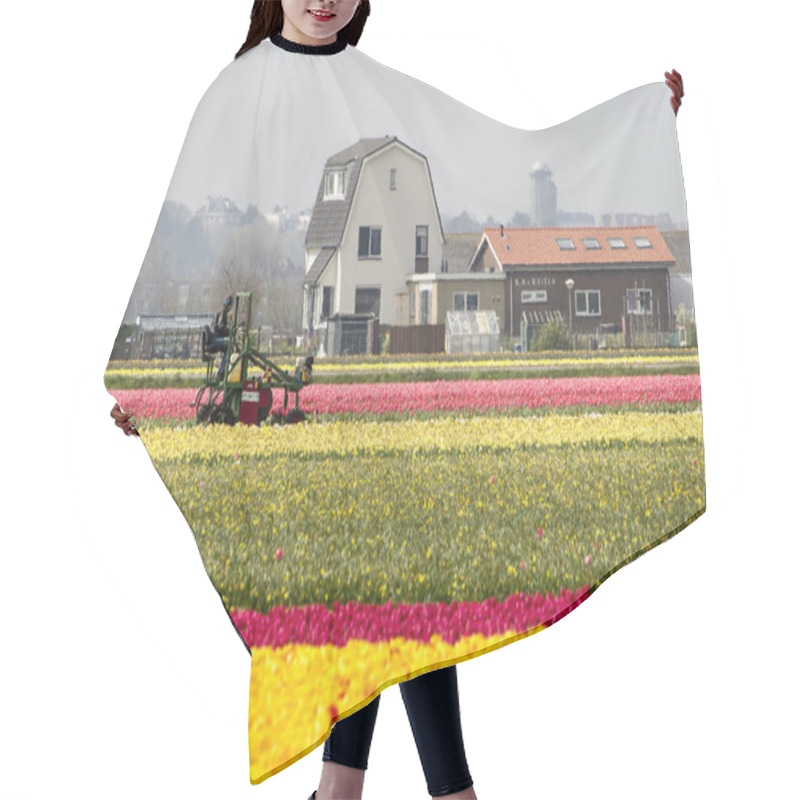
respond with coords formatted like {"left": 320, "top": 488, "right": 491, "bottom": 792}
{"left": 192, "top": 292, "right": 313, "bottom": 425}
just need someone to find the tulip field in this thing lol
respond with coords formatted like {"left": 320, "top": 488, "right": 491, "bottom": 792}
{"left": 112, "top": 372, "right": 700, "bottom": 424}
{"left": 107, "top": 361, "right": 705, "bottom": 782}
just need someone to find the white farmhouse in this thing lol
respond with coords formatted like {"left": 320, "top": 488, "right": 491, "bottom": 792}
{"left": 302, "top": 137, "right": 445, "bottom": 346}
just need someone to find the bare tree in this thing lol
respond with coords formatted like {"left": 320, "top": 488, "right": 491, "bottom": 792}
{"left": 268, "top": 277, "right": 303, "bottom": 332}
{"left": 210, "top": 215, "right": 285, "bottom": 324}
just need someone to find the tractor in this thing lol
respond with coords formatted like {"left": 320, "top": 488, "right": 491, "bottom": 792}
{"left": 193, "top": 292, "right": 314, "bottom": 426}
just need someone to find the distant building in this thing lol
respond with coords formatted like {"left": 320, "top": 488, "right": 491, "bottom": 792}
{"left": 196, "top": 195, "right": 246, "bottom": 226}
{"left": 661, "top": 230, "right": 692, "bottom": 273}
{"left": 129, "top": 313, "right": 214, "bottom": 359}
{"left": 406, "top": 232, "right": 505, "bottom": 329}
{"left": 529, "top": 161, "right": 557, "bottom": 227}
{"left": 303, "top": 136, "right": 445, "bottom": 338}
{"left": 469, "top": 225, "right": 676, "bottom": 340}
{"left": 442, "top": 232, "right": 482, "bottom": 274}
{"left": 601, "top": 211, "right": 677, "bottom": 230}
{"left": 302, "top": 137, "right": 684, "bottom": 355}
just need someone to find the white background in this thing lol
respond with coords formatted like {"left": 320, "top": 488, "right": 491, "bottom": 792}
{"left": 1, "top": 1, "right": 797, "bottom": 798}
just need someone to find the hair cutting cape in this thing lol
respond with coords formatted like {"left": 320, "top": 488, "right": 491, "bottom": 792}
{"left": 105, "top": 32, "right": 705, "bottom": 784}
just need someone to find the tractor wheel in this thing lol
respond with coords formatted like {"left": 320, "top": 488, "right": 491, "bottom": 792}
{"left": 196, "top": 388, "right": 223, "bottom": 425}
{"left": 210, "top": 404, "right": 237, "bottom": 426}
{"left": 193, "top": 386, "right": 212, "bottom": 424}
{"left": 286, "top": 408, "right": 307, "bottom": 424}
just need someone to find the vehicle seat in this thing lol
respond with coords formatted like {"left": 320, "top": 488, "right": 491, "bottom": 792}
{"left": 201, "top": 325, "right": 214, "bottom": 362}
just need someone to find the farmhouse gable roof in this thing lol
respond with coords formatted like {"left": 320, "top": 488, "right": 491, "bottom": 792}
{"left": 306, "top": 136, "right": 435, "bottom": 250}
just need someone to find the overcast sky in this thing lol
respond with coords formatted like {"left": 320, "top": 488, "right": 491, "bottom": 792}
{"left": 163, "top": 49, "right": 686, "bottom": 228}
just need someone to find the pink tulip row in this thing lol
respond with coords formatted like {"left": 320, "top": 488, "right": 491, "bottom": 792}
{"left": 111, "top": 389, "right": 199, "bottom": 421}
{"left": 230, "top": 586, "right": 592, "bottom": 648}
{"left": 111, "top": 374, "right": 700, "bottom": 421}
{"left": 306, "top": 374, "right": 701, "bottom": 415}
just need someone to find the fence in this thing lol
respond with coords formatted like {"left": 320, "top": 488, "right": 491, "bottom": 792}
{"left": 388, "top": 324, "right": 445, "bottom": 355}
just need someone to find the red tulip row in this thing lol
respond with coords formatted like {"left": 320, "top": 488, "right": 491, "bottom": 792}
{"left": 230, "top": 586, "right": 592, "bottom": 648}
{"left": 114, "top": 374, "right": 700, "bottom": 421}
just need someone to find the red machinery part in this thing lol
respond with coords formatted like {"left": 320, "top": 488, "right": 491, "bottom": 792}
{"left": 240, "top": 379, "right": 271, "bottom": 425}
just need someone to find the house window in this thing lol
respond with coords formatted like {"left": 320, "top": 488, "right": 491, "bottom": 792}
{"left": 556, "top": 238, "right": 576, "bottom": 250}
{"left": 575, "top": 289, "right": 601, "bottom": 316}
{"left": 324, "top": 168, "right": 346, "bottom": 199}
{"left": 521, "top": 290, "right": 547, "bottom": 303}
{"left": 410, "top": 289, "right": 416, "bottom": 319}
{"left": 416, "top": 225, "right": 428, "bottom": 256}
{"left": 454, "top": 292, "right": 478, "bottom": 311}
{"left": 582, "top": 238, "right": 601, "bottom": 249}
{"left": 355, "top": 287, "right": 380, "bottom": 316}
{"left": 358, "top": 226, "right": 382, "bottom": 258}
{"left": 626, "top": 288, "right": 652, "bottom": 314}
{"left": 420, "top": 289, "right": 431, "bottom": 324}
{"left": 633, "top": 236, "right": 652, "bottom": 248}
{"left": 321, "top": 286, "right": 334, "bottom": 320}
{"left": 390, "top": 168, "right": 397, "bottom": 190}
{"left": 607, "top": 237, "right": 626, "bottom": 249}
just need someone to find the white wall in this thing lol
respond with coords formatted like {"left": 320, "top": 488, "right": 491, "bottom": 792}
{"left": 340, "top": 145, "right": 442, "bottom": 325}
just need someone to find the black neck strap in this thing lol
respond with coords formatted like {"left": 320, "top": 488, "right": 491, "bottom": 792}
{"left": 269, "top": 32, "right": 348, "bottom": 56}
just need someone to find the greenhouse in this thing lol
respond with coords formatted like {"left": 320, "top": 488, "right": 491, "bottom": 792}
{"left": 444, "top": 310, "right": 501, "bottom": 355}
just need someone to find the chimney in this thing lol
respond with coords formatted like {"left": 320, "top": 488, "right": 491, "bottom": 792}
{"left": 500, "top": 224, "right": 505, "bottom": 237}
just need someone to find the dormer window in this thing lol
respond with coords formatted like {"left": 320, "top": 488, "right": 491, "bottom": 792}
{"left": 324, "top": 168, "right": 346, "bottom": 200}
{"left": 607, "top": 237, "right": 626, "bottom": 249}
{"left": 556, "top": 238, "right": 576, "bottom": 250}
{"left": 633, "top": 236, "right": 652, "bottom": 248}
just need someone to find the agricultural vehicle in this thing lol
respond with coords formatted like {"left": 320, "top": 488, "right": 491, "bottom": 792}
{"left": 193, "top": 292, "right": 314, "bottom": 425}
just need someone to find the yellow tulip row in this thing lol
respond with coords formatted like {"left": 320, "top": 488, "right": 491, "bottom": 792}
{"left": 248, "top": 629, "right": 534, "bottom": 783}
{"left": 312, "top": 355, "right": 700, "bottom": 372}
{"left": 105, "top": 352, "right": 699, "bottom": 380}
{"left": 142, "top": 410, "right": 703, "bottom": 461}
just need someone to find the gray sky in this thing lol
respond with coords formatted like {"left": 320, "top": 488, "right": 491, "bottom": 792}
{"left": 165, "top": 44, "right": 687, "bottom": 228}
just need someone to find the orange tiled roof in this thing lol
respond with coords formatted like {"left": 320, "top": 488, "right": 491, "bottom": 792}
{"left": 480, "top": 225, "right": 675, "bottom": 267}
